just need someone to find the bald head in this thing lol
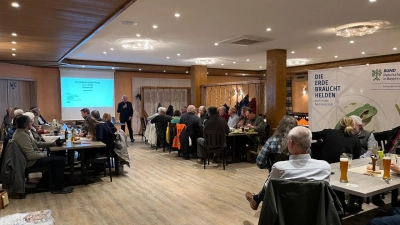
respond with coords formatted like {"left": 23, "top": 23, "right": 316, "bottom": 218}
{"left": 287, "top": 126, "right": 312, "bottom": 154}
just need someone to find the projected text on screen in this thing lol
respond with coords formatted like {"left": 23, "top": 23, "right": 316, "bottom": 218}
{"left": 61, "top": 77, "right": 114, "bottom": 107}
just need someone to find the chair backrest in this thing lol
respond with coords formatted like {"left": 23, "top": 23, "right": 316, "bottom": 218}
{"left": 105, "top": 133, "right": 117, "bottom": 157}
{"left": 140, "top": 117, "right": 146, "bottom": 130}
{"left": 154, "top": 122, "right": 166, "bottom": 139}
{"left": 266, "top": 153, "right": 290, "bottom": 172}
{"left": 0, "top": 138, "right": 10, "bottom": 172}
{"left": 204, "top": 129, "right": 225, "bottom": 149}
{"left": 264, "top": 124, "right": 270, "bottom": 138}
{"left": 258, "top": 179, "right": 343, "bottom": 225}
{"left": 169, "top": 123, "right": 177, "bottom": 138}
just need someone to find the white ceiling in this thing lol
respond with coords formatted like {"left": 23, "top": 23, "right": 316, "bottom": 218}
{"left": 68, "top": 0, "right": 400, "bottom": 70}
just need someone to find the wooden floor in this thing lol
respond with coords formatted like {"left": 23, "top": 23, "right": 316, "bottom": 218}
{"left": 0, "top": 136, "right": 392, "bottom": 224}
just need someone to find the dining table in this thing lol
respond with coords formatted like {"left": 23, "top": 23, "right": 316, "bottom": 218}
{"left": 227, "top": 131, "right": 258, "bottom": 163}
{"left": 330, "top": 157, "right": 400, "bottom": 215}
{"left": 46, "top": 136, "right": 106, "bottom": 183}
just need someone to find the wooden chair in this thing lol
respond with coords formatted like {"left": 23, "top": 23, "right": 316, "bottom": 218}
{"left": 168, "top": 123, "right": 177, "bottom": 154}
{"left": 154, "top": 122, "right": 166, "bottom": 152}
{"left": 83, "top": 133, "right": 116, "bottom": 185}
{"left": 140, "top": 117, "right": 147, "bottom": 142}
{"left": 203, "top": 129, "right": 227, "bottom": 170}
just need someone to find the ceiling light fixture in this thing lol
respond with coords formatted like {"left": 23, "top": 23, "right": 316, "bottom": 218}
{"left": 112, "top": 67, "right": 115, "bottom": 69}
{"left": 369, "top": 0, "right": 376, "bottom": 2}
{"left": 186, "top": 71, "right": 188, "bottom": 74}
{"left": 11, "top": 2, "right": 19, "bottom": 7}
{"left": 242, "top": 74, "right": 245, "bottom": 76}
{"left": 362, "top": 51, "right": 365, "bottom": 54}
{"left": 233, "top": 62, "right": 236, "bottom": 64}
{"left": 266, "top": 28, "right": 271, "bottom": 31}
{"left": 394, "top": 47, "right": 397, "bottom": 50}
{"left": 193, "top": 58, "right": 216, "bottom": 65}
{"left": 175, "top": 13, "right": 180, "bottom": 18}
{"left": 110, "top": 48, "right": 114, "bottom": 51}
{"left": 120, "top": 21, "right": 137, "bottom": 26}
{"left": 177, "top": 53, "right": 180, "bottom": 56}
{"left": 82, "top": 66, "right": 85, "bottom": 68}
{"left": 163, "top": 70, "right": 166, "bottom": 72}
{"left": 335, "top": 55, "right": 338, "bottom": 58}
{"left": 221, "top": 64, "right": 224, "bottom": 66}
{"left": 366, "top": 63, "right": 370, "bottom": 65}
{"left": 225, "top": 73, "right": 227, "bottom": 75}
{"left": 287, "top": 58, "right": 310, "bottom": 66}
{"left": 12, "top": 54, "right": 16, "bottom": 56}
{"left": 118, "top": 38, "right": 159, "bottom": 50}
{"left": 318, "top": 46, "right": 322, "bottom": 49}
{"left": 139, "top": 69, "right": 142, "bottom": 71}
{"left": 339, "top": 66, "right": 342, "bottom": 68}
{"left": 246, "top": 59, "right": 250, "bottom": 61}
{"left": 291, "top": 51, "right": 295, "bottom": 54}
{"left": 12, "top": 48, "right": 16, "bottom": 51}
{"left": 103, "top": 52, "right": 107, "bottom": 54}
{"left": 12, "top": 33, "right": 17, "bottom": 36}
{"left": 350, "top": 40, "right": 354, "bottom": 44}
{"left": 136, "top": 34, "right": 141, "bottom": 37}
{"left": 166, "top": 56, "right": 170, "bottom": 59}
{"left": 335, "top": 21, "right": 388, "bottom": 38}
{"left": 214, "top": 43, "right": 218, "bottom": 46}
{"left": 153, "top": 25, "right": 158, "bottom": 29}
{"left": 259, "top": 66, "right": 262, "bottom": 68}
{"left": 12, "top": 41, "right": 16, "bottom": 44}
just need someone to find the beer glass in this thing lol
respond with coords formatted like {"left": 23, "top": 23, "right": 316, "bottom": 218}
{"left": 382, "top": 154, "right": 392, "bottom": 181}
{"left": 340, "top": 154, "right": 349, "bottom": 183}
{"left": 347, "top": 153, "right": 353, "bottom": 168}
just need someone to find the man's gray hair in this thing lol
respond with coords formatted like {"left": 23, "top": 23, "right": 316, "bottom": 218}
{"left": 187, "top": 105, "right": 196, "bottom": 113}
{"left": 158, "top": 107, "right": 167, "bottom": 114}
{"left": 219, "top": 106, "right": 226, "bottom": 112}
{"left": 349, "top": 115, "right": 363, "bottom": 126}
{"left": 23, "top": 112, "right": 35, "bottom": 121}
{"left": 288, "top": 126, "right": 312, "bottom": 152}
{"left": 14, "top": 109, "right": 24, "bottom": 117}
{"left": 199, "top": 106, "right": 206, "bottom": 112}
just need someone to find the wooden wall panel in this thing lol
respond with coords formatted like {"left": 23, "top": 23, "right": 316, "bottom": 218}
{"left": 38, "top": 68, "right": 61, "bottom": 120}
{"left": 207, "top": 76, "right": 259, "bottom": 84}
{"left": 7, "top": 80, "right": 34, "bottom": 111}
{"left": 0, "top": 80, "right": 8, "bottom": 115}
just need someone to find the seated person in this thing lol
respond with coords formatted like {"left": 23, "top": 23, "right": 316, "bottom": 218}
{"left": 374, "top": 125, "right": 400, "bottom": 154}
{"left": 246, "top": 126, "right": 331, "bottom": 210}
{"left": 180, "top": 105, "right": 202, "bottom": 155}
{"left": 218, "top": 106, "right": 229, "bottom": 122}
{"left": 78, "top": 108, "right": 90, "bottom": 137}
{"left": 86, "top": 116, "right": 111, "bottom": 144}
{"left": 151, "top": 107, "right": 172, "bottom": 132}
{"left": 30, "top": 107, "right": 47, "bottom": 125}
{"left": 245, "top": 115, "right": 297, "bottom": 209}
{"left": 196, "top": 106, "right": 229, "bottom": 164}
{"left": 12, "top": 115, "right": 73, "bottom": 194}
{"left": 245, "top": 108, "right": 267, "bottom": 151}
{"left": 227, "top": 107, "right": 239, "bottom": 128}
{"left": 235, "top": 107, "right": 249, "bottom": 129}
{"left": 367, "top": 207, "right": 400, "bottom": 225}
{"left": 23, "top": 112, "right": 43, "bottom": 142}
{"left": 91, "top": 110, "right": 103, "bottom": 122}
{"left": 181, "top": 106, "right": 187, "bottom": 114}
{"left": 102, "top": 113, "right": 117, "bottom": 133}
{"left": 198, "top": 106, "right": 207, "bottom": 124}
{"left": 350, "top": 115, "right": 378, "bottom": 157}
{"left": 312, "top": 116, "right": 361, "bottom": 163}
{"left": 170, "top": 110, "right": 181, "bottom": 124}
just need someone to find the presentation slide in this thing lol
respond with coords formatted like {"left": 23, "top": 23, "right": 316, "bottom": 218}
{"left": 60, "top": 69, "right": 115, "bottom": 120}
{"left": 61, "top": 78, "right": 114, "bottom": 107}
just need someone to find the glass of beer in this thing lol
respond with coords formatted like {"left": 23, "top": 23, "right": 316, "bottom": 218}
{"left": 382, "top": 154, "right": 392, "bottom": 181}
{"left": 340, "top": 154, "right": 349, "bottom": 183}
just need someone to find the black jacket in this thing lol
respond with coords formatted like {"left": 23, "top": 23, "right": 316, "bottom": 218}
{"left": 151, "top": 114, "right": 172, "bottom": 132}
{"left": 203, "top": 115, "right": 229, "bottom": 140}
{"left": 117, "top": 101, "right": 134, "bottom": 122}
{"left": 374, "top": 126, "right": 400, "bottom": 153}
{"left": 312, "top": 129, "right": 361, "bottom": 164}
{"left": 259, "top": 179, "right": 343, "bottom": 225}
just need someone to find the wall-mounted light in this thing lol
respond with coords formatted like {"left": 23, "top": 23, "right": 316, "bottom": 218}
{"left": 240, "top": 89, "right": 244, "bottom": 96}
{"left": 302, "top": 86, "right": 307, "bottom": 96}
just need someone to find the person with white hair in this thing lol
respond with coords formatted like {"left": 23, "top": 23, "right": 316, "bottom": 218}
{"left": 350, "top": 115, "right": 378, "bottom": 157}
{"left": 198, "top": 106, "right": 207, "bottom": 124}
{"left": 180, "top": 105, "right": 202, "bottom": 158}
{"left": 245, "top": 126, "right": 331, "bottom": 210}
{"left": 151, "top": 107, "right": 172, "bottom": 132}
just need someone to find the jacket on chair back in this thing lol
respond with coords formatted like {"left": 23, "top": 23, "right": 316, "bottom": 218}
{"left": 1, "top": 140, "right": 26, "bottom": 193}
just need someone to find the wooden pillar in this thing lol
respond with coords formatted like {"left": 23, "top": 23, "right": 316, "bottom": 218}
{"left": 266, "top": 49, "right": 287, "bottom": 130}
{"left": 190, "top": 65, "right": 207, "bottom": 106}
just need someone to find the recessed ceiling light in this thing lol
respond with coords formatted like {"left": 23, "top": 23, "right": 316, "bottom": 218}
{"left": 112, "top": 67, "right": 115, "bottom": 69}
{"left": 291, "top": 51, "right": 295, "bottom": 54}
{"left": 120, "top": 21, "right": 137, "bottom": 25}
{"left": 221, "top": 64, "right": 224, "bottom": 66}
{"left": 242, "top": 74, "right": 245, "bottom": 76}
{"left": 175, "top": 13, "right": 180, "bottom": 18}
{"left": 163, "top": 70, "right": 166, "bottom": 72}
{"left": 153, "top": 25, "right": 158, "bottom": 29}
{"left": 12, "top": 54, "right": 16, "bottom": 56}
{"left": 225, "top": 73, "right": 227, "bottom": 75}
{"left": 12, "top": 48, "right": 16, "bottom": 51}
{"left": 233, "top": 61, "right": 236, "bottom": 64}
{"left": 207, "top": 72, "right": 209, "bottom": 74}
{"left": 350, "top": 40, "right": 354, "bottom": 44}
{"left": 335, "top": 55, "right": 338, "bottom": 58}
{"left": 110, "top": 48, "right": 114, "bottom": 51}
{"left": 177, "top": 53, "right": 180, "bottom": 56}
{"left": 366, "top": 63, "right": 370, "bottom": 65}
{"left": 136, "top": 34, "right": 141, "bottom": 37}
{"left": 103, "top": 52, "right": 107, "bottom": 54}
{"left": 139, "top": 69, "right": 142, "bottom": 71}
{"left": 317, "top": 46, "right": 322, "bottom": 49}
{"left": 266, "top": 28, "right": 271, "bottom": 31}
{"left": 259, "top": 66, "right": 262, "bottom": 68}
{"left": 339, "top": 66, "right": 342, "bottom": 68}
{"left": 166, "top": 56, "right": 170, "bottom": 59}
{"left": 186, "top": 71, "right": 188, "bottom": 73}
{"left": 12, "top": 33, "right": 17, "bottom": 36}
{"left": 11, "top": 2, "right": 19, "bottom": 8}
{"left": 82, "top": 66, "right": 85, "bottom": 68}
{"left": 263, "top": 74, "right": 266, "bottom": 76}
{"left": 12, "top": 41, "right": 16, "bottom": 44}
{"left": 246, "top": 59, "right": 250, "bottom": 61}
{"left": 362, "top": 52, "right": 365, "bottom": 54}
{"left": 369, "top": 0, "right": 376, "bottom": 2}
{"left": 393, "top": 47, "right": 397, "bottom": 50}
{"left": 214, "top": 43, "right": 218, "bottom": 46}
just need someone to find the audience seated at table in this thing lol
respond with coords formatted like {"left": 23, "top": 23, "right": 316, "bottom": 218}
{"left": 198, "top": 106, "right": 207, "bottom": 124}
{"left": 246, "top": 126, "right": 331, "bottom": 210}
{"left": 12, "top": 115, "right": 73, "bottom": 194}
{"left": 312, "top": 116, "right": 361, "bottom": 164}
{"left": 85, "top": 116, "right": 111, "bottom": 144}
{"left": 235, "top": 106, "right": 249, "bottom": 129}
{"left": 30, "top": 107, "right": 47, "bottom": 126}
{"left": 170, "top": 110, "right": 181, "bottom": 124}
{"left": 245, "top": 115, "right": 297, "bottom": 210}
{"left": 218, "top": 106, "right": 229, "bottom": 122}
{"left": 367, "top": 207, "right": 400, "bottom": 225}
{"left": 102, "top": 113, "right": 117, "bottom": 133}
{"left": 196, "top": 106, "right": 229, "bottom": 164}
{"left": 350, "top": 115, "right": 378, "bottom": 158}
{"left": 181, "top": 106, "right": 187, "bottom": 114}
{"left": 374, "top": 125, "right": 400, "bottom": 154}
{"left": 245, "top": 108, "right": 267, "bottom": 151}
{"left": 150, "top": 107, "right": 172, "bottom": 132}
{"left": 91, "top": 110, "right": 103, "bottom": 122}
{"left": 23, "top": 112, "right": 43, "bottom": 142}
{"left": 227, "top": 107, "right": 239, "bottom": 128}
{"left": 78, "top": 108, "right": 90, "bottom": 137}
{"left": 180, "top": 105, "right": 202, "bottom": 157}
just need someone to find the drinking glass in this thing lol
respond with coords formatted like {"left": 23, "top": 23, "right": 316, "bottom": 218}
{"left": 346, "top": 153, "right": 353, "bottom": 168}
{"left": 340, "top": 154, "right": 349, "bottom": 183}
{"left": 382, "top": 153, "right": 392, "bottom": 181}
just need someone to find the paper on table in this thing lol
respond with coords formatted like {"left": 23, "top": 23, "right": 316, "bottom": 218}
{"left": 42, "top": 136, "right": 60, "bottom": 143}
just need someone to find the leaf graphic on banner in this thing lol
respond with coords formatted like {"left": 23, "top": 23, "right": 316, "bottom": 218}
{"left": 372, "top": 69, "right": 382, "bottom": 81}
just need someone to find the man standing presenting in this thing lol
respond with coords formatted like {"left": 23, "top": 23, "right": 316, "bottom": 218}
{"left": 117, "top": 95, "right": 135, "bottom": 142}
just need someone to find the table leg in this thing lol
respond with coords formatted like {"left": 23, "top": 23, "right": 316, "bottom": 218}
{"left": 391, "top": 188, "right": 399, "bottom": 207}
{"left": 68, "top": 150, "right": 75, "bottom": 182}
{"left": 335, "top": 190, "right": 346, "bottom": 217}
{"left": 80, "top": 149, "right": 85, "bottom": 182}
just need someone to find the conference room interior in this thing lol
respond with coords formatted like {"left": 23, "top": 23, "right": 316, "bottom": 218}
{"left": 1, "top": 0, "right": 400, "bottom": 224}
